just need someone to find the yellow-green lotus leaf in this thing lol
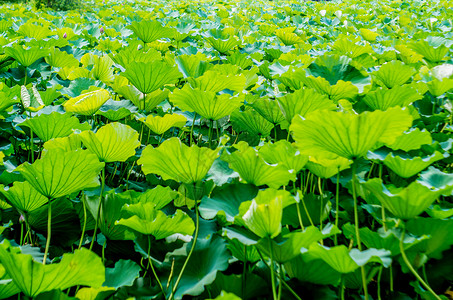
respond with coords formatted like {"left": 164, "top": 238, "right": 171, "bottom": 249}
{"left": 78, "top": 122, "right": 140, "bottom": 163}
{"left": 0, "top": 181, "right": 48, "bottom": 213}
{"left": 64, "top": 89, "right": 110, "bottom": 116}
{"left": 290, "top": 107, "right": 413, "bottom": 160}
{"left": 138, "top": 137, "right": 218, "bottom": 184}
{"left": 16, "top": 149, "right": 104, "bottom": 199}
{"left": 45, "top": 48, "right": 79, "bottom": 69}
{"left": 141, "top": 113, "right": 187, "bottom": 135}
{"left": 117, "top": 202, "right": 194, "bottom": 239}
{"left": 242, "top": 197, "right": 283, "bottom": 239}
{"left": 372, "top": 61, "right": 416, "bottom": 88}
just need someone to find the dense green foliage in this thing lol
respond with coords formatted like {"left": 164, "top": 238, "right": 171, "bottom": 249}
{"left": 0, "top": 0, "right": 452, "bottom": 299}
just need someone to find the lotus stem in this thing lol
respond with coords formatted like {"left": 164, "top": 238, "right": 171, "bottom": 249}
{"left": 102, "top": 239, "right": 106, "bottom": 263}
{"left": 208, "top": 119, "right": 213, "bottom": 149}
{"left": 334, "top": 170, "right": 340, "bottom": 245}
{"left": 351, "top": 162, "right": 369, "bottom": 300}
{"left": 43, "top": 199, "right": 52, "bottom": 265}
{"left": 300, "top": 194, "right": 314, "bottom": 227}
{"left": 242, "top": 245, "right": 247, "bottom": 299}
{"left": 30, "top": 129, "right": 34, "bottom": 163}
{"left": 340, "top": 276, "right": 345, "bottom": 300}
{"left": 377, "top": 266, "right": 383, "bottom": 300}
{"left": 147, "top": 235, "right": 165, "bottom": 297}
{"left": 318, "top": 177, "right": 324, "bottom": 241}
{"left": 168, "top": 189, "right": 200, "bottom": 300}
{"left": 90, "top": 168, "right": 106, "bottom": 251}
{"left": 399, "top": 229, "right": 441, "bottom": 300}
{"left": 78, "top": 192, "right": 87, "bottom": 250}
{"left": 277, "top": 263, "right": 283, "bottom": 300}
{"left": 20, "top": 222, "right": 24, "bottom": 245}
{"left": 389, "top": 265, "right": 394, "bottom": 292}
{"left": 295, "top": 198, "right": 305, "bottom": 231}
{"left": 268, "top": 237, "right": 278, "bottom": 300}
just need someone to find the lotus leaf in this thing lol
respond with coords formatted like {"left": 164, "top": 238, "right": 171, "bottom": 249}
{"left": 372, "top": 60, "right": 416, "bottom": 88}
{"left": 290, "top": 107, "right": 413, "bottom": 160}
{"left": 362, "top": 85, "right": 423, "bottom": 111}
{"left": 122, "top": 61, "right": 181, "bottom": 95}
{"left": 221, "top": 142, "right": 294, "bottom": 188}
{"left": 242, "top": 196, "right": 283, "bottom": 239}
{"left": 96, "top": 99, "right": 137, "bottom": 121}
{"left": 45, "top": 48, "right": 79, "bottom": 69}
{"left": 78, "top": 122, "right": 140, "bottom": 162}
{"left": 4, "top": 44, "right": 48, "bottom": 67}
{"left": 117, "top": 202, "right": 195, "bottom": 239}
{"left": 186, "top": 71, "right": 246, "bottom": 93}
{"left": 409, "top": 39, "right": 450, "bottom": 63}
{"left": 285, "top": 254, "right": 341, "bottom": 285}
{"left": 20, "top": 111, "right": 90, "bottom": 142}
{"left": 277, "top": 88, "right": 336, "bottom": 124}
{"left": 382, "top": 151, "right": 445, "bottom": 178}
{"left": 0, "top": 240, "right": 105, "bottom": 297}
{"left": 117, "top": 85, "right": 169, "bottom": 111}
{"left": 170, "top": 85, "right": 243, "bottom": 120}
{"left": 16, "top": 149, "right": 104, "bottom": 199}
{"left": 43, "top": 134, "right": 83, "bottom": 152}
{"left": 362, "top": 178, "right": 449, "bottom": 220}
{"left": 103, "top": 259, "right": 141, "bottom": 288}
{"left": 251, "top": 97, "right": 286, "bottom": 125}
{"left": 175, "top": 53, "right": 212, "bottom": 78}
{"left": 0, "top": 181, "right": 48, "bottom": 213}
{"left": 386, "top": 128, "right": 432, "bottom": 151}
{"left": 138, "top": 137, "right": 218, "bottom": 183}
{"left": 231, "top": 108, "right": 274, "bottom": 137}
{"left": 418, "top": 167, "right": 453, "bottom": 195}
{"left": 258, "top": 140, "right": 308, "bottom": 173}
{"left": 64, "top": 88, "right": 110, "bottom": 115}
{"left": 128, "top": 20, "right": 175, "bottom": 43}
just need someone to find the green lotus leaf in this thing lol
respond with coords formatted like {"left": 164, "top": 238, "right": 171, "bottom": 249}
{"left": 85, "top": 190, "right": 135, "bottom": 240}
{"left": 38, "top": 86, "right": 62, "bottom": 106}
{"left": 206, "top": 35, "right": 240, "bottom": 54}
{"left": 210, "top": 273, "right": 266, "bottom": 300}
{"left": 17, "top": 22, "right": 52, "bottom": 40}
{"left": 0, "top": 240, "right": 105, "bottom": 297}
{"left": 332, "top": 37, "right": 374, "bottom": 58}
{"left": 426, "top": 78, "right": 453, "bottom": 97}
{"left": 103, "top": 260, "right": 141, "bottom": 289}
{"left": 45, "top": 48, "right": 79, "bottom": 69}
{"left": 275, "top": 27, "right": 303, "bottom": 46}
{"left": 406, "top": 218, "right": 453, "bottom": 259}
{"left": 250, "top": 97, "right": 285, "bottom": 125}
{"left": 307, "top": 244, "right": 391, "bottom": 274}
{"left": 75, "top": 287, "right": 115, "bottom": 300}
{"left": 362, "top": 85, "right": 423, "bottom": 111}
{"left": 285, "top": 253, "right": 341, "bottom": 285}
{"left": 128, "top": 20, "right": 175, "bottom": 43}
{"left": 308, "top": 54, "right": 368, "bottom": 86}
{"left": 0, "top": 91, "right": 20, "bottom": 111}
{"left": 122, "top": 61, "right": 181, "bottom": 95}
{"left": 290, "top": 107, "right": 413, "bottom": 160}
{"left": 96, "top": 99, "right": 137, "bottom": 121}
{"left": 199, "top": 183, "right": 258, "bottom": 222}
{"left": 4, "top": 44, "right": 48, "bottom": 67}
{"left": 43, "top": 134, "right": 83, "bottom": 152}
{"left": 301, "top": 75, "right": 361, "bottom": 102}
{"left": 372, "top": 60, "right": 416, "bottom": 88}
{"left": 84, "top": 54, "right": 114, "bottom": 84}
{"left": 0, "top": 181, "right": 48, "bottom": 213}
{"left": 170, "top": 85, "right": 243, "bottom": 120}
{"left": 258, "top": 140, "right": 308, "bottom": 173}
{"left": 385, "top": 128, "right": 432, "bottom": 152}
{"left": 117, "top": 185, "right": 178, "bottom": 209}
{"left": 138, "top": 137, "right": 218, "bottom": 183}
{"left": 226, "top": 52, "right": 253, "bottom": 70}
{"left": 342, "top": 224, "right": 426, "bottom": 256}
{"left": 175, "top": 53, "right": 212, "bottom": 78}
{"left": 117, "top": 85, "right": 169, "bottom": 111}
{"left": 305, "top": 156, "right": 352, "bottom": 178}
{"left": 111, "top": 47, "right": 162, "bottom": 68}
{"left": 16, "top": 149, "right": 104, "bottom": 199}
{"left": 362, "top": 178, "right": 448, "bottom": 220}
{"left": 20, "top": 111, "right": 90, "bottom": 142}
{"left": 426, "top": 205, "right": 453, "bottom": 219}
{"left": 409, "top": 38, "right": 450, "bottom": 63}
{"left": 231, "top": 108, "right": 274, "bottom": 137}
{"left": 382, "top": 151, "right": 445, "bottom": 178}
{"left": 186, "top": 71, "right": 246, "bottom": 93}
{"left": 0, "top": 264, "right": 20, "bottom": 299}
{"left": 242, "top": 196, "right": 283, "bottom": 239}
{"left": 164, "top": 236, "right": 230, "bottom": 299}
{"left": 257, "top": 225, "right": 340, "bottom": 263}
{"left": 418, "top": 167, "right": 453, "bottom": 195}
{"left": 64, "top": 89, "right": 110, "bottom": 116}
{"left": 226, "top": 237, "right": 261, "bottom": 263}
{"left": 277, "top": 66, "right": 306, "bottom": 90}
{"left": 78, "top": 122, "right": 140, "bottom": 163}
{"left": 221, "top": 142, "right": 294, "bottom": 189}
{"left": 117, "top": 202, "right": 194, "bottom": 239}
{"left": 141, "top": 113, "right": 187, "bottom": 135}
{"left": 277, "top": 88, "right": 336, "bottom": 124}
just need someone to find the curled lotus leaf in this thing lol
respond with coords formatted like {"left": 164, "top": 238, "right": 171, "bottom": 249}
{"left": 64, "top": 89, "right": 110, "bottom": 116}
{"left": 141, "top": 113, "right": 187, "bottom": 135}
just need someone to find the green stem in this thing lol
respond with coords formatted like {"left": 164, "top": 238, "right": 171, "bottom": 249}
{"left": 148, "top": 235, "right": 165, "bottom": 297}
{"left": 377, "top": 266, "right": 383, "bottom": 300}
{"left": 168, "top": 196, "right": 200, "bottom": 300}
{"left": 301, "top": 194, "right": 314, "bottom": 227}
{"left": 78, "top": 193, "right": 87, "bottom": 249}
{"left": 334, "top": 170, "right": 340, "bottom": 246}
{"left": 268, "top": 237, "right": 278, "bottom": 300}
{"left": 30, "top": 129, "right": 34, "bottom": 163}
{"left": 318, "top": 177, "right": 324, "bottom": 242}
{"left": 190, "top": 113, "right": 197, "bottom": 146}
{"left": 20, "top": 221, "right": 24, "bottom": 245}
{"left": 389, "top": 266, "right": 394, "bottom": 292}
{"left": 90, "top": 168, "right": 106, "bottom": 251}
{"left": 242, "top": 245, "right": 247, "bottom": 299}
{"left": 340, "top": 275, "right": 345, "bottom": 300}
{"left": 43, "top": 200, "right": 52, "bottom": 265}
{"left": 101, "top": 239, "right": 106, "bottom": 263}
{"left": 351, "top": 162, "right": 369, "bottom": 300}
{"left": 277, "top": 263, "right": 283, "bottom": 300}
{"left": 208, "top": 119, "right": 213, "bottom": 149}
{"left": 399, "top": 229, "right": 441, "bottom": 300}
{"left": 295, "top": 198, "right": 305, "bottom": 231}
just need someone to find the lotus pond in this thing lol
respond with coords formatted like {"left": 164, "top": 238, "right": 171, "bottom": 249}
{"left": 0, "top": 0, "right": 452, "bottom": 299}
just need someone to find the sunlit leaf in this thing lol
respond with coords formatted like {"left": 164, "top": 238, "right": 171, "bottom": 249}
{"left": 64, "top": 89, "right": 110, "bottom": 116}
